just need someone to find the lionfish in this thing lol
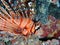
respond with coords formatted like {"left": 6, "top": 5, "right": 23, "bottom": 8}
{"left": 0, "top": 0, "right": 60, "bottom": 38}
{"left": 0, "top": 0, "right": 39, "bottom": 36}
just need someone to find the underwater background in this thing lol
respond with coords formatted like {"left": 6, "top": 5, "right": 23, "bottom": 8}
{"left": 0, "top": 0, "right": 60, "bottom": 45}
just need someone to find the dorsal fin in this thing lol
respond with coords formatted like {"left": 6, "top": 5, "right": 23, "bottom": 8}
{"left": 0, "top": 12, "right": 18, "bottom": 29}
{"left": 0, "top": 6, "right": 12, "bottom": 19}
{"left": 1, "top": 0, "right": 16, "bottom": 18}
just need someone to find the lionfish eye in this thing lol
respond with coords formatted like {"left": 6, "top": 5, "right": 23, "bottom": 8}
{"left": 35, "top": 25, "right": 40, "bottom": 30}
